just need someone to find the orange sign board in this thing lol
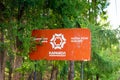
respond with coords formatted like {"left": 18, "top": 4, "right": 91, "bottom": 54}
{"left": 29, "top": 28, "right": 91, "bottom": 61}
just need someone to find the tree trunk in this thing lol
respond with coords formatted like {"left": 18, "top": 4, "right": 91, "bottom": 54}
{"left": 68, "top": 61, "right": 74, "bottom": 80}
{"left": 0, "top": 29, "right": 4, "bottom": 80}
{"left": 0, "top": 28, "right": 6, "bottom": 80}
{"left": 12, "top": 1, "right": 26, "bottom": 79}
{"left": 38, "top": 71, "right": 42, "bottom": 80}
{"left": 12, "top": 56, "right": 23, "bottom": 80}
{"left": 96, "top": 74, "right": 99, "bottom": 80}
{"left": 27, "top": 72, "right": 34, "bottom": 80}
{"left": 8, "top": 65, "right": 12, "bottom": 80}
{"left": 8, "top": 53, "right": 14, "bottom": 80}
{"left": 50, "top": 65, "right": 58, "bottom": 80}
{"left": 92, "top": 0, "right": 97, "bottom": 22}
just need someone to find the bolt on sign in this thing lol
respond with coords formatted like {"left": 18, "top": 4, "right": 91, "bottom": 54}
{"left": 29, "top": 28, "right": 91, "bottom": 61}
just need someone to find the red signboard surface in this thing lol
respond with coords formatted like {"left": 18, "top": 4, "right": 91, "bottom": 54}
{"left": 29, "top": 28, "right": 91, "bottom": 61}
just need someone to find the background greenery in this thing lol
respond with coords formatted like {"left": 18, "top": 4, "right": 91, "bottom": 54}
{"left": 0, "top": 0, "right": 120, "bottom": 80}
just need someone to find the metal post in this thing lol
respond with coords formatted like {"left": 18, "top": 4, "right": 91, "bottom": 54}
{"left": 34, "top": 61, "right": 37, "bottom": 80}
{"left": 81, "top": 61, "right": 84, "bottom": 80}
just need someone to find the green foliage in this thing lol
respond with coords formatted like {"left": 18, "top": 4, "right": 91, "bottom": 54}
{"left": 0, "top": 0, "right": 120, "bottom": 80}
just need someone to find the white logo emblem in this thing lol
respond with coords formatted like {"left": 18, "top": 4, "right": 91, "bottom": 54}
{"left": 50, "top": 33, "right": 66, "bottom": 49}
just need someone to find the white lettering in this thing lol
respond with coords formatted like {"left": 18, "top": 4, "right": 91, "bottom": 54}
{"left": 49, "top": 51, "right": 66, "bottom": 57}
{"left": 34, "top": 38, "right": 48, "bottom": 43}
{"left": 71, "top": 37, "right": 88, "bottom": 43}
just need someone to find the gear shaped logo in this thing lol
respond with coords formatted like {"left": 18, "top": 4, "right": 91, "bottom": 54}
{"left": 50, "top": 33, "right": 66, "bottom": 49}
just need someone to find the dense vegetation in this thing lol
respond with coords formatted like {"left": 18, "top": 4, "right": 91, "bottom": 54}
{"left": 0, "top": 0, "right": 120, "bottom": 80}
